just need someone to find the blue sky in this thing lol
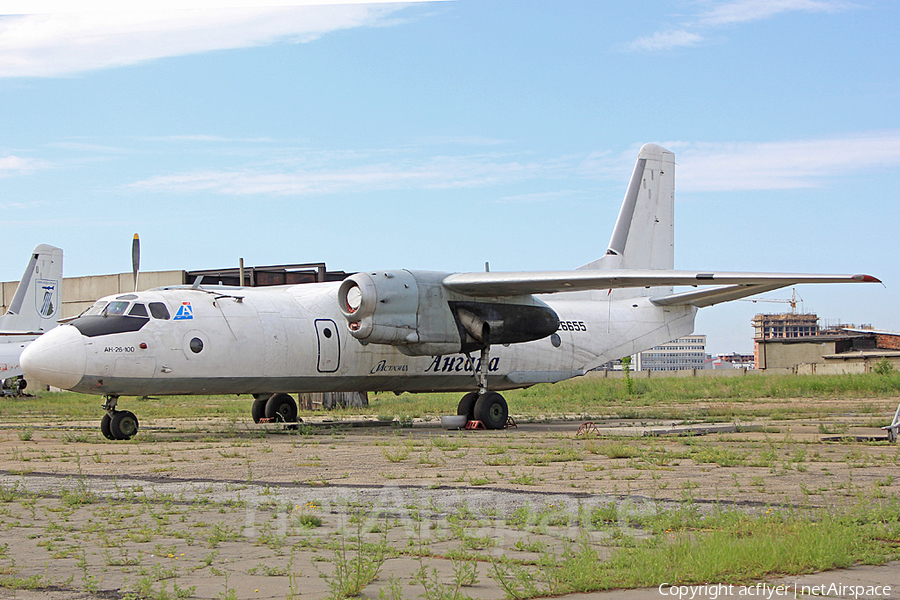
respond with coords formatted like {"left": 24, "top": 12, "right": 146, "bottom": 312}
{"left": 1, "top": 0, "right": 897, "bottom": 354}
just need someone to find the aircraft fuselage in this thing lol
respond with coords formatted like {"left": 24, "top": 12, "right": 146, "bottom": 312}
{"left": 23, "top": 281, "right": 696, "bottom": 398}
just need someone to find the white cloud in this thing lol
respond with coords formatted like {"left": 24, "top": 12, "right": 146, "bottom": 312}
{"left": 496, "top": 190, "right": 587, "bottom": 204}
{"left": 624, "top": 0, "right": 854, "bottom": 52}
{"left": 696, "top": 0, "right": 852, "bottom": 27}
{"left": 128, "top": 153, "right": 547, "bottom": 196}
{"left": 0, "top": 2, "right": 431, "bottom": 78}
{"left": 674, "top": 132, "right": 900, "bottom": 191}
{"left": 0, "top": 0, "right": 414, "bottom": 13}
{"left": 48, "top": 141, "right": 134, "bottom": 153}
{"left": 140, "top": 135, "right": 277, "bottom": 143}
{"left": 124, "top": 131, "right": 900, "bottom": 197}
{"left": 0, "top": 154, "right": 49, "bottom": 176}
{"left": 625, "top": 29, "right": 704, "bottom": 52}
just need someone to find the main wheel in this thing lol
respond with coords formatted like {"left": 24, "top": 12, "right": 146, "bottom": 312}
{"left": 100, "top": 413, "right": 115, "bottom": 440}
{"left": 473, "top": 392, "right": 508, "bottom": 430}
{"left": 251, "top": 396, "right": 268, "bottom": 423}
{"left": 456, "top": 392, "right": 479, "bottom": 422}
{"left": 109, "top": 410, "right": 139, "bottom": 440}
{"left": 265, "top": 393, "right": 298, "bottom": 423}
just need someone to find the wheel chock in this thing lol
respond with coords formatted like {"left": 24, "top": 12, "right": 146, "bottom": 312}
{"left": 576, "top": 422, "right": 600, "bottom": 436}
{"left": 258, "top": 417, "right": 276, "bottom": 424}
{"left": 465, "top": 420, "right": 486, "bottom": 430}
{"left": 505, "top": 416, "right": 518, "bottom": 429}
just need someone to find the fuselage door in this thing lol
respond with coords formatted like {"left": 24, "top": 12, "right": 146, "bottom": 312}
{"left": 315, "top": 319, "right": 340, "bottom": 373}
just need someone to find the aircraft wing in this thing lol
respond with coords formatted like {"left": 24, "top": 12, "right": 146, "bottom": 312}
{"left": 441, "top": 270, "right": 880, "bottom": 297}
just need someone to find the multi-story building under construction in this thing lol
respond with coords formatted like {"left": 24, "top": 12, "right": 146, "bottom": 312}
{"left": 752, "top": 312, "right": 819, "bottom": 340}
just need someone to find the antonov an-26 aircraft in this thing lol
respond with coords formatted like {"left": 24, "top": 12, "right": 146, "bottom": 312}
{"left": 22, "top": 144, "right": 879, "bottom": 440}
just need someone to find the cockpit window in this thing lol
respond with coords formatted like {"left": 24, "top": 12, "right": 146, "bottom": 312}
{"left": 82, "top": 300, "right": 106, "bottom": 317}
{"left": 149, "top": 302, "right": 170, "bottom": 320}
{"left": 128, "top": 303, "right": 148, "bottom": 317}
{"left": 104, "top": 301, "right": 130, "bottom": 316}
{"left": 73, "top": 300, "right": 151, "bottom": 337}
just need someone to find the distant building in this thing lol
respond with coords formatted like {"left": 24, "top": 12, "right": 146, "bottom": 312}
{"left": 752, "top": 312, "right": 819, "bottom": 369}
{"left": 706, "top": 353, "right": 755, "bottom": 370}
{"left": 751, "top": 311, "right": 894, "bottom": 372}
{"left": 635, "top": 335, "right": 706, "bottom": 371}
{"left": 755, "top": 329, "right": 900, "bottom": 373}
{"left": 752, "top": 312, "right": 819, "bottom": 340}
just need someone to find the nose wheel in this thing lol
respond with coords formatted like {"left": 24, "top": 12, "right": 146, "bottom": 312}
{"left": 100, "top": 396, "right": 140, "bottom": 440}
{"left": 455, "top": 346, "right": 509, "bottom": 430}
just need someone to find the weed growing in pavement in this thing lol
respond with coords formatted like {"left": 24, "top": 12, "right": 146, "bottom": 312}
{"left": 318, "top": 502, "right": 390, "bottom": 599}
{"left": 382, "top": 445, "right": 411, "bottom": 463}
{"left": 290, "top": 501, "right": 324, "bottom": 529}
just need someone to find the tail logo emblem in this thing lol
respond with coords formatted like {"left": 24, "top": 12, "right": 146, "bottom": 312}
{"left": 35, "top": 279, "right": 58, "bottom": 318}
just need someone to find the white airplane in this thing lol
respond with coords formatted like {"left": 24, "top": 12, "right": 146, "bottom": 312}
{"left": 21, "top": 145, "right": 879, "bottom": 440}
{"left": 0, "top": 244, "right": 63, "bottom": 392}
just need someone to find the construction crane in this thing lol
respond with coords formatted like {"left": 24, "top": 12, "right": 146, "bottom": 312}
{"left": 742, "top": 288, "right": 803, "bottom": 314}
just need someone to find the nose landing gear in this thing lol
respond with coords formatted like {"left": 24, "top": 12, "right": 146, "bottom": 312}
{"left": 100, "top": 395, "right": 140, "bottom": 440}
{"left": 455, "top": 346, "right": 509, "bottom": 430}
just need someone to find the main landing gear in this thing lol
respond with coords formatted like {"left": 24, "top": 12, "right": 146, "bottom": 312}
{"left": 251, "top": 393, "right": 299, "bottom": 424}
{"left": 456, "top": 346, "right": 509, "bottom": 430}
{"left": 100, "top": 395, "right": 139, "bottom": 440}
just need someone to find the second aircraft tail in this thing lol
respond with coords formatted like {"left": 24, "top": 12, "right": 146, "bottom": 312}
{"left": 0, "top": 245, "right": 63, "bottom": 334}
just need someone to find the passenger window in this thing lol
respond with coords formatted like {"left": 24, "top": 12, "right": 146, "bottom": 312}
{"left": 104, "top": 301, "right": 130, "bottom": 316}
{"left": 128, "top": 303, "right": 148, "bottom": 317}
{"left": 149, "top": 302, "right": 170, "bottom": 320}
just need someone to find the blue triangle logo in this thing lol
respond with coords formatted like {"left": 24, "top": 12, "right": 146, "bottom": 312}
{"left": 174, "top": 302, "right": 193, "bottom": 320}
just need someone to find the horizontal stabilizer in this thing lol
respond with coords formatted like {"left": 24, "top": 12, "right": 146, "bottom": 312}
{"left": 442, "top": 270, "right": 880, "bottom": 298}
{"left": 649, "top": 283, "right": 789, "bottom": 308}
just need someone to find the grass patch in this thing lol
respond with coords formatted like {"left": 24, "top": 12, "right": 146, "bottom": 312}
{"left": 491, "top": 499, "right": 900, "bottom": 597}
{"left": 5, "top": 372, "right": 900, "bottom": 426}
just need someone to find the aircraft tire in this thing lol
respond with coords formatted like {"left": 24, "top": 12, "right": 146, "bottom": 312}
{"left": 251, "top": 397, "right": 267, "bottom": 423}
{"left": 265, "top": 393, "right": 298, "bottom": 423}
{"left": 456, "top": 392, "right": 479, "bottom": 422}
{"left": 110, "top": 410, "right": 139, "bottom": 440}
{"left": 473, "top": 392, "right": 508, "bottom": 430}
{"left": 100, "top": 413, "right": 115, "bottom": 440}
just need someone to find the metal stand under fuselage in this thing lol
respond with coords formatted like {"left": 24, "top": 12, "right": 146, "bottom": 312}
{"left": 883, "top": 401, "right": 900, "bottom": 443}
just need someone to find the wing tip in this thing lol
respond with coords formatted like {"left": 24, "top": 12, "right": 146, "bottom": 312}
{"left": 854, "top": 274, "right": 882, "bottom": 283}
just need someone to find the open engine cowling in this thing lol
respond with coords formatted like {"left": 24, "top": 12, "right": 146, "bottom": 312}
{"left": 337, "top": 270, "right": 559, "bottom": 356}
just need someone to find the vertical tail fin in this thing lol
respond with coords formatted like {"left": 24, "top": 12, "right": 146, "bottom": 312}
{"left": 605, "top": 143, "right": 675, "bottom": 269}
{"left": 580, "top": 143, "right": 675, "bottom": 298}
{"left": 0, "top": 245, "right": 64, "bottom": 334}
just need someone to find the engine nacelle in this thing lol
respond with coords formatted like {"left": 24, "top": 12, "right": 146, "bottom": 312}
{"left": 337, "top": 270, "right": 559, "bottom": 356}
{"left": 338, "top": 270, "right": 421, "bottom": 345}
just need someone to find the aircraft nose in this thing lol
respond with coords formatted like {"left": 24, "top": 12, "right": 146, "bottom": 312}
{"left": 21, "top": 324, "right": 87, "bottom": 390}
